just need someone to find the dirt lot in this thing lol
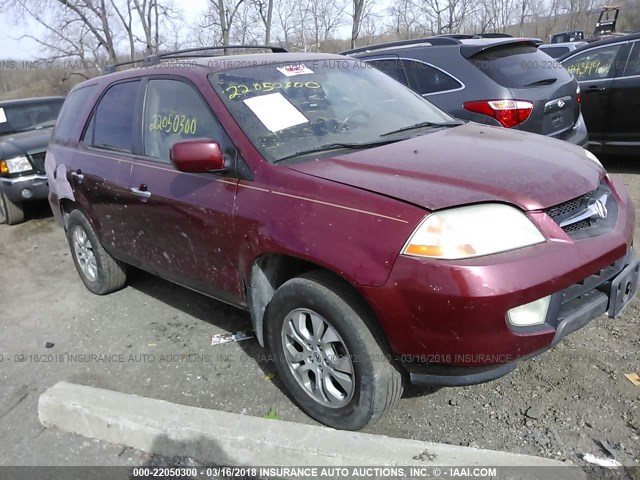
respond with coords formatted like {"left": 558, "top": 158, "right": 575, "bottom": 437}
{"left": 0, "top": 157, "right": 638, "bottom": 467}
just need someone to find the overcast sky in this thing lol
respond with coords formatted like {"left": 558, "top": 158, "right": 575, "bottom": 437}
{"left": 0, "top": 0, "right": 210, "bottom": 60}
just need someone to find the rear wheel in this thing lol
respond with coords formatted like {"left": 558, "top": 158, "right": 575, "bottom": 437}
{"left": 66, "top": 209, "right": 127, "bottom": 295}
{"left": 0, "top": 192, "right": 25, "bottom": 225}
{"left": 265, "top": 270, "right": 403, "bottom": 430}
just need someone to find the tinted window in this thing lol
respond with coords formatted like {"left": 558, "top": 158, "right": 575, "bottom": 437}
{"left": 91, "top": 81, "right": 140, "bottom": 152}
{"left": 471, "top": 44, "right": 573, "bottom": 88}
{"left": 563, "top": 44, "right": 623, "bottom": 81}
{"left": 0, "top": 99, "right": 63, "bottom": 136}
{"left": 623, "top": 42, "right": 640, "bottom": 77}
{"left": 52, "top": 87, "right": 96, "bottom": 144}
{"left": 401, "top": 60, "right": 462, "bottom": 94}
{"left": 143, "top": 79, "right": 234, "bottom": 163}
{"left": 367, "top": 59, "right": 408, "bottom": 86}
{"left": 539, "top": 46, "right": 570, "bottom": 59}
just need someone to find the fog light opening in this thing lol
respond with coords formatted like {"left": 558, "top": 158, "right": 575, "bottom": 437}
{"left": 21, "top": 188, "right": 33, "bottom": 199}
{"left": 507, "top": 295, "right": 551, "bottom": 327}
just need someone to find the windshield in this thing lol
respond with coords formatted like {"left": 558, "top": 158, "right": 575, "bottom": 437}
{"left": 209, "top": 59, "right": 455, "bottom": 163}
{"left": 0, "top": 99, "right": 64, "bottom": 135}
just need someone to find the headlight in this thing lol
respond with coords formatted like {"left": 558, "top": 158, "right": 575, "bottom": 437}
{"left": 402, "top": 204, "right": 545, "bottom": 260}
{"left": 585, "top": 150, "right": 604, "bottom": 169}
{"left": 0, "top": 155, "right": 32, "bottom": 175}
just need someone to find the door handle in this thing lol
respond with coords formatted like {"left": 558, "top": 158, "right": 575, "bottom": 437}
{"left": 70, "top": 170, "right": 84, "bottom": 181}
{"left": 584, "top": 86, "right": 606, "bottom": 92}
{"left": 130, "top": 185, "right": 151, "bottom": 198}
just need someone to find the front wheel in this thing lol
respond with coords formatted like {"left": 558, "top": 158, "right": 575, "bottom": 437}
{"left": 0, "top": 192, "right": 25, "bottom": 225}
{"left": 265, "top": 270, "right": 403, "bottom": 430}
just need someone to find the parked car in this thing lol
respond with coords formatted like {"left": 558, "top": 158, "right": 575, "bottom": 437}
{"left": 539, "top": 41, "right": 588, "bottom": 59}
{"left": 47, "top": 48, "right": 637, "bottom": 430}
{"left": 559, "top": 32, "right": 640, "bottom": 155}
{"left": 342, "top": 37, "right": 588, "bottom": 146}
{"left": 0, "top": 96, "right": 64, "bottom": 224}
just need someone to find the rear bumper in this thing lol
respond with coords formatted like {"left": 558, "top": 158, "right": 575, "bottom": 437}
{"left": 555, "top": 112, "right": 588, "bottom": 147}
{"left": 0, "top": 174, "right": 49, "bottom": 202}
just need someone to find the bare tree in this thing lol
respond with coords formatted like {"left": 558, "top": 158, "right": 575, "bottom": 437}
{"left": 254, "top": 0, "right": 274, "bottom": 44}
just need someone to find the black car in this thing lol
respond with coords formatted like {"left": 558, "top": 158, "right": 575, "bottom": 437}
{"left": 0, "top": 96, "right": 64, "bottom": 224}
{"left": 342, "top": 37, "right": 588, "bottom": 146}
{"left": 560, "top": 33, "right": 640, "bottom": 155}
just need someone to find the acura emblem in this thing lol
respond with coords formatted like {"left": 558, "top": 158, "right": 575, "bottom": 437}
{"left": 589, "top": 198, "right": 608, "bottom": 220}
{"left": 557, "top": 99, "right": 566, "bottom": 108}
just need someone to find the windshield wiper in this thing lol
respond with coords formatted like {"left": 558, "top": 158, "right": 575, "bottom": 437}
{"left": 273, "top": 139, "right": 395, "bottom": 164}
{"left": 380, "top": 120, "right": 462, "bottom": 137}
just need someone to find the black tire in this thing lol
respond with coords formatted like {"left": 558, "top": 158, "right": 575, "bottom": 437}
{"left": 265, "top": 270, "right": 403, "bottom": 430}
{"left": 1, "top": 192, "right": 25, "bottom": 225}
{"left": 66, "top": 209, "right": 127, "bottom": 295}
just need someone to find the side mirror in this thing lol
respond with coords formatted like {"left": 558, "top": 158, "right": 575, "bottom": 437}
{"left": 170, "top": 140, "right": 226, "bottom": 173}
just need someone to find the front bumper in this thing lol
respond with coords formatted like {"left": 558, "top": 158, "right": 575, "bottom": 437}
{"left": 358, "top": 176, "right": 635, "bottom": 386}
{"left": 0, "top": 174, "right": 49, "bottom": 202}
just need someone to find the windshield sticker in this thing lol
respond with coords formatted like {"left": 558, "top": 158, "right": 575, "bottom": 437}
{"left": 243, "top": 92, "right": 308, "bottom": 132}
{"left": 0, "top": 108, "right": 6, "bottom": 123}
{"left": 225, "top": 81, "right": 321, "bottom": 100}
{"left": 277, "top": 64, "right": 314, "bottom": 77}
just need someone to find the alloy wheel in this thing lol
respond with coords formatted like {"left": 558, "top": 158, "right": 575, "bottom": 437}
{"left": 72, "top": 226, "right": 98, "bottom": 281}
{"left": 281, "top": 308, "right": 355, "bottom": 408}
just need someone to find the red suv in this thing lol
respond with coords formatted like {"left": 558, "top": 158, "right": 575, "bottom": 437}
{"left": 46, "top": 47, "right": 638, "bottom": 430}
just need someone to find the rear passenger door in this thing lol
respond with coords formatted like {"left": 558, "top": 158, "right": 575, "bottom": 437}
{"left": 127, "top": 77, "right": 243, "bottom": 302}
{"left": 75, "top": 80, "right": 141, "bottom": 260}
{"left": 563, "top": 43, "right": 628, "bottom": 146}
{"left": 605, "top": 41, "right": 640, "bottom": 152}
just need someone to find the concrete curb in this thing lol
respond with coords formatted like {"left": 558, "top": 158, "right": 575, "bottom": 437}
{"left": 38, "top": 382, "right": 582, "bottom": 474}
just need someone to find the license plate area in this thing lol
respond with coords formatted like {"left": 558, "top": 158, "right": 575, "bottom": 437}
{"left": 608, "top": 259, "right": 640, "bottom": 317}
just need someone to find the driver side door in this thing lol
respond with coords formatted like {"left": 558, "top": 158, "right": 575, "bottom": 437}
{"left": 127, "top": 76, "right": 245, "bottom": 303}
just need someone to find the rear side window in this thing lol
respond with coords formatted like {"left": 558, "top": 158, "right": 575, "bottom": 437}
{"left": 89, "top": 80, "right": 140, "bottom": 152}
{"left": 53, "top": 86, "right": 96, "bottom": 145}
{"left": 367, "top": 59, "right": 408, "bottom": 86}
{"left": 401, "top": 60, "right": 462, "bottom": 94}
{"left": 470, "top": 44, "right": 572, "bottom": 88}
{"left": 539, "top": 46, "right": 569, "bottom": 59}
{"left": 563, "top": 44, "right": 623, "bottom": 81}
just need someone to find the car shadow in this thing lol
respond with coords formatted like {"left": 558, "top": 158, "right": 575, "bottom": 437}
{"left": 125, "top": 268, "right": 434, "bottom": 407}
{"left": 601, "top": 155, "right": 640, "bottom": 174}
{"left": 125, "top": 267, "right": 290, "bottom": 404}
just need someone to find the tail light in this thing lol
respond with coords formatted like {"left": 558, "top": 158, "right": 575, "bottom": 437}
{"left": 463, "top": 100, "right": 534, "bottom": 128}
{"left": 576, "top": 85, "right": 582, "bottom": 103}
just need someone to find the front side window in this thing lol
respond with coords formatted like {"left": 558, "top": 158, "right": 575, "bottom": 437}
{"left": 90, "top": 80, "right": 140, "bottom": 152}
{"left": 209, "top": 60, "right": 454, "bottom": 163}
{"left": 563, "top": 44, "right": 623, "bottom": 81}
{"left": 142, "top": 79, "right": 233, "bottom": 162}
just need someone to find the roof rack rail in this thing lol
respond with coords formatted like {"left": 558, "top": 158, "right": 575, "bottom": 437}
{"left": 341, "top": 36, "right": 461, "bottom": 55}
{"left": 103, "top": 44, "right": 288, "bottom": 74}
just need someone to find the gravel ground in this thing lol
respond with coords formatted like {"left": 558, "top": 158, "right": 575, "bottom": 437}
{"left": 0, "top": 156, "right": 638, "bottom": 468}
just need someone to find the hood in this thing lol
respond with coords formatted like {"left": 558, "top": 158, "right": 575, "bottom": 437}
{"left": 0, "top": 128, "right": 53, "bottom": 159}
{"left": 289, "top": 123, "right": 602, "bottom": 212}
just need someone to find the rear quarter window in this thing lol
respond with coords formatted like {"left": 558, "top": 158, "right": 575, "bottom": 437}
{"left": 470, "top": 44, "right": 573, "bottom": 88}
{"left": 52, "top": 86, "right": 96, "bottom": 145}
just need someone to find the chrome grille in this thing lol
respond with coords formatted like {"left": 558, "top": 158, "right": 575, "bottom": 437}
{"left": 544, "top": 182, "right": 617, "bottom": 239}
